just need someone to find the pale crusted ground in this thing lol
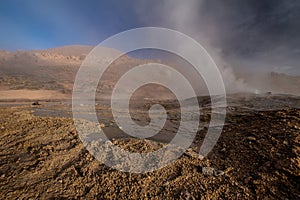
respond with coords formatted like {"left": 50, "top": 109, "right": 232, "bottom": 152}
{"left": 0, "top": 90, "right": 69, "bottom": 100}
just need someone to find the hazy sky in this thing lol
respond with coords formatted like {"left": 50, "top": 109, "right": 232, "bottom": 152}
{"left": 1, "top": 0, "right": 299, "bottom": 74}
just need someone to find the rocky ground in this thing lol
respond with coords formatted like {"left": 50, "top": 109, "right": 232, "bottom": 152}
{"left": 0, "top": 103, "right": 299, "bottom": 199}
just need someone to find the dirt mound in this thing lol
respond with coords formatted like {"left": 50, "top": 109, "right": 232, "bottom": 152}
{"left": 0, "top": 106, "right": 299, "bottom": 199}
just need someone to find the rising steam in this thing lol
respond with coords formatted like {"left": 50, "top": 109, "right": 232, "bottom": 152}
{"left": 133, "top": 0, "right": 300, "bottom": 95}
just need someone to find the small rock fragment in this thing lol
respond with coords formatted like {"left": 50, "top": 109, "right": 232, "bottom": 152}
{"left": 214, "top": 170, "right": 225, "bottom": 176}
{"left": 32, "top": 101, "right": 40, "bottom": 106}
{"left": 99, "top": 123, "right": 105, "bottom": 128}
{"left": 185, "top": 149, "right": 205, "bottom": 160}
{"left": 202, "top": 167, "right": 224, "bottom": 177}
{"left": 198, "top": 154, "right": 205, "bottom": 160}
{"left": 247, "top": 136, "right": 256, "bottom": 141}
{"left": 202, "top": 167, "right": 215, "bottom": 176}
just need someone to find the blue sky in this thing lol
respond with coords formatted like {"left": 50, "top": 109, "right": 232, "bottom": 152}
{"left": 0, "top": 0, "right": 146, "bottom": 51}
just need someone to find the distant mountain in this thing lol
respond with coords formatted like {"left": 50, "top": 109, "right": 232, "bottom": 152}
{"left": 0, "top": 45, "right": 299, "bottom": 99}
{"left": 0, "top": 45, "right": 143, "bottom": 98}
{"left": 33, "top": 45, "right": 94, "bottom": 57}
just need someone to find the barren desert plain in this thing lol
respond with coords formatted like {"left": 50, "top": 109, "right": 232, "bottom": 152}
{"left": 0, "top": 46, "right": 299, "bottom": 199}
